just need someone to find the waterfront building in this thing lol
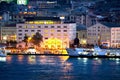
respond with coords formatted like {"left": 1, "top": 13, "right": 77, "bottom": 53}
{"left": 16, "top": 17, "right": 76, "bottom": 49}
{"left": 0, "top": 24, "right": 16, "bottom": 43}
{"left": 87, "top": 23, "right": 120, "bottom": 48}
{"left": 76, "top": 24, "right": 87, "bottom": 46}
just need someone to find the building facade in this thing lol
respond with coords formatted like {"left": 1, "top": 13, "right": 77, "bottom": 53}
{"left": 87, "top": 23, "right": 120, "bottom": 48}
{"left": 0, "top": 24, "right": 16, "bottom": 43}
{"left": 16, "top": 19, "right": 76, "bottom": 49}
{"left": 87, "top": 23, "right": 111, "bottom": 46}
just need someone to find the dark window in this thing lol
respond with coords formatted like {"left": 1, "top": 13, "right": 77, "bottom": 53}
{"left": 64, "top": 26, "right": 67, "bottom": 28}
{"left": 31, "top": 30, "right": 34, "bottom": 32}
{"left": 38, "top": 26, "right": 41, "bottom": 28}
{"left": 25, "top": 30, "right": 28, "bottom": 32}
{"left": 51, "top": 26, "right": 54, "bottom": 28}
{"left": 57, "top": 30, "right": 61, "bottom": 32}
{"left": 19, "top": 30, "right": 22, "bottom": 32}
{"left": 19, "top": 26, "right": 22, "bottom": 28}
{"left": 57, "top": 26, "right": 61, "bottom": 28}
{"left": 18, "top": 33, "right": 22, "bottom": 36}
{"left": 19, "top": 37, "right": 22, "bottom": 39}
{"left": 63, "top": 30, "right": 67, "bottom": 32}
{"left": 45, "top": 26, "right": 48, "bottom": 28}
{"left": 37, "top": 30, "right": 41, "bottom": 32}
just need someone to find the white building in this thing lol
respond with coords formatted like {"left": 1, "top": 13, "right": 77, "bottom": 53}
{"left": 16, "top": 18, "right": 76, "bottom": 49}
{"left": 87, "top": 23, "right": 120, "bottom": 48}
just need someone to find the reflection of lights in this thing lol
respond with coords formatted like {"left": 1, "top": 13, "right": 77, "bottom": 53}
{"left": 62, "top": 62, "right": 72, "bottom": 72}
{"left": 6, "top": 55, "right": 12, "bottom": 63}
{"left": 28, "top": 56, "right": 36, "bottom": 64}
{"left": 77, "top": 58, "right": 81, "bottom": 60}
{"left": 59, "top": 56, "right": 69, "bottom": 62}
{"left": 83, "top": 58, "right": 88, "bottom": 64}
{"left": 116, "top": 58, "right": 120, "bottom": 64}
{"left": 18, "top": 55, "right": 23, "bottom": 62}
{"left": 3, "top": 36, "right": 7, "bottom": 40}
{"left": 0, "top": 57, "right": 6, "bottom": 62}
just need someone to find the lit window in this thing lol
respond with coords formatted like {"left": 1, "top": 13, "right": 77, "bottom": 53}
{"left": 51, "top": 29, "right": 54, "bottom": 32}
{"left": 57, "top": 33, "right": 61, "bottom": 36}
{"left": 24, "top": 26, "right": 27, "bottom": 28}
{"left": 44, "top": 34, "right": 48, "bottom": 36}
{"left": 64, "top": 34, "right": 67, "bottom": 36}
{"left": 44, "top": 30, "right": 48, "bottom": 32}
{"left": 32, "top": 26, "right": 34, "bottom": 28}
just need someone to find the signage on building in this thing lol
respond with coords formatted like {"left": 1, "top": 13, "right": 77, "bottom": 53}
{"left": 17, "top": 0, "right": 28, "bottom": 5}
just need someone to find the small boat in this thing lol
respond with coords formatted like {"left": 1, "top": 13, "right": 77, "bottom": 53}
{"left": 0, "top": 46, "right": 7, "bottom": 57}
{"left": 0, "top": 50, "right": 6, "bottom": 57}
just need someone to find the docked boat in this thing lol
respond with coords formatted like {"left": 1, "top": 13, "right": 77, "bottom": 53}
{"left": 0, "top": 46, "right": 7, "bottom": 57}
{"left": 0, "top": 50, "right": 6, "bottom": 57}
{"left": 66, "top": 46, "right": 119, "bottom": 58}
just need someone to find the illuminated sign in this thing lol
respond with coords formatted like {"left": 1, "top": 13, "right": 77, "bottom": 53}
{"left": 17, "top": 0, "right": 28, "bottom": 5}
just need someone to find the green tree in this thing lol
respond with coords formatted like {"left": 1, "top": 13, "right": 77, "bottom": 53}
{"left": 31, "top": 32, "right": 43, "bottom": 47}
{"left": 23, "top": 34, "right": 29, "bottom": 47}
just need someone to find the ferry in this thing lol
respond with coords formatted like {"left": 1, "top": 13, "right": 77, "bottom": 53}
{"left": 66, "top": 46, "right": 120, "bottom": 58}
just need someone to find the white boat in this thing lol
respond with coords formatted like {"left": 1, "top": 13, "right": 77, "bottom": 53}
{"left": 0, "top": 46, "right": 7, "bottom": 57}
{"left": 0, "top": 51, "right": 6, "bottom": 57}
{"left": 66, "top": 46, "right": 107, "bottom": 57}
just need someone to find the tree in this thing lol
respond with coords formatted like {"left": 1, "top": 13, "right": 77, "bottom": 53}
{"left": 74, "top": 37, "right": 79, "bottom": 47}
{"left": 31, "top": 32, "right": 43, "bottom": 47}
{"left": 23, "top": 34, "right": 29, "bottom": 47}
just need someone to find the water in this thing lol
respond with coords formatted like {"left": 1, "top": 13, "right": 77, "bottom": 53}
{"left": 0, "top": 55, "right": 120, "bottom": 80}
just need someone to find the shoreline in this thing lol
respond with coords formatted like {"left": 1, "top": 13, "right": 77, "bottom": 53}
{"left": 7, "top": 53, "right": 120, "bottom": 58}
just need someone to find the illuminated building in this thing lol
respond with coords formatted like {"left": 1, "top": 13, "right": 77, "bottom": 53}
{"left": 0, "top": 24, "right": 16, "bottom": 43}
{"left": 16, "top": 17, "right": 76, "bottom": 49}
{"left": 87, "top": 23, "right": 120, "bottom": 48}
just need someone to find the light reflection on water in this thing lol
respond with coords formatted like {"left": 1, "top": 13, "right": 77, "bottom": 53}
{"left": 0, "top": 55, "right": 120, "bottom": 80}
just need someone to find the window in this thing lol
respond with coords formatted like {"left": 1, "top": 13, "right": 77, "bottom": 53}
{"left": 31, "top": 30, "right": 34, "bottom": 32}
{"left": 19, "top": 26, "right": 22, "bottom": 28}
{"left": 38, "top": 26, "right": 41, "bottom": 28}
{"left": 45, "top": 26, "right": 48, "bottom": 28}
{"left": 45, "top": 37, "right": 48, "bottom": 39}
{"left": 25, "top": 30, "right": 28, "bottom": 32}
{"left": 51, "top": 26, "right": 54, "bottom": 28}
{"left": 37, "top": 30, "right": 41, "bottom": 32}
{"left": 57, "top": 26, "right": 61, "bottom": 28}
{"left": 57, "top": 30, "right": 61, "bottom": 32}
{"left": 32, "top": 26, "right": 34, "bottom": 28}
{"left": 63, "top": 30, "right": 67, "bottom": 32}
{"left": 64, "top": 26, "right": 67, "bottom": 28}
{"left": 19, "top": 37, "right": 22, "bottom": 39}
{"left": 19, "top": 30, "right": 22, "bottom": 32}
{"left": 18, "top": 33, "right": 22, "bottom": 36}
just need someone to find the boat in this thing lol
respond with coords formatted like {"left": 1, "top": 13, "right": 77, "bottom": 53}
{"left": 66, "top": 46, "right": 120, "bottom": 58}
{"left": 0, "top": 50, "right": 6, "bottom": 57}
{"left": 66, "top": 47, "right": 94, "bottom": 57}
{"left": 0, "top": 46, "right": 7, "bottom": 57}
